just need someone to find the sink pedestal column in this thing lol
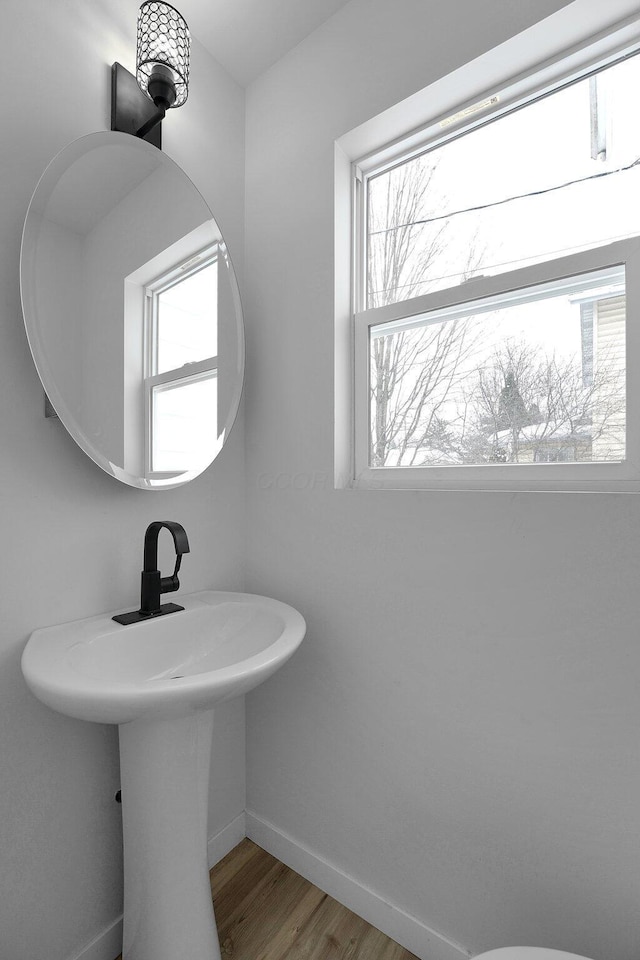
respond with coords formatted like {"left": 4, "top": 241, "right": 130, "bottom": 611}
{"left": 118, "top": 710, "right": 221, "bottom": 960}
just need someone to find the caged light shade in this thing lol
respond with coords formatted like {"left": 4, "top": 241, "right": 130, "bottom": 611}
{"left": 136, "top": 1, "right": 191, "bottom": 109}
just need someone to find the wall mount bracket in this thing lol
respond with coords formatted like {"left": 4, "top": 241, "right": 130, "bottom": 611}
{"left": 111, "top": 62, "right": 162, "bottom": 149}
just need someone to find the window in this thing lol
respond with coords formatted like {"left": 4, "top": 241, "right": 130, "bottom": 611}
{"left": 144, "top": 247, "right": 219, "bottom": 477}
{"left": 367, "top": 267, "right": 626, "bottom": 469}
{"left": 348, "top": 33, "right": 640, "bottom": 491}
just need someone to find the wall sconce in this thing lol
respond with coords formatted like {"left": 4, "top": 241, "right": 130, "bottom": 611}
{"left": 111, "top": 1, "right": 191, "bottom": 149}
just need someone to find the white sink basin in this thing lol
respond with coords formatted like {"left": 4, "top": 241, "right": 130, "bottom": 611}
{"left": 21, "top": 590, "right": 305, "bottom": 960}
{"left": 21, "top": 590, "right": 305, "bottom": 724}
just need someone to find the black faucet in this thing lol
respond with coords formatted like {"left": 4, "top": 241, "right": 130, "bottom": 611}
{"left": 113, "top": 521, "right": 190, "bottom": 625}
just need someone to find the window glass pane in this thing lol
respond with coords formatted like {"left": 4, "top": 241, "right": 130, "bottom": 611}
{"left": 369, "top": 267, "right": 625, "bottom": 467}
{"left": 152, "top": 373, "right": 218, "bottom": 473}
{"left": 367, "top": 54, "right": 640, "bottom": 307}
{"left": 157, "top": 261, "right": 218, "bottom": 373}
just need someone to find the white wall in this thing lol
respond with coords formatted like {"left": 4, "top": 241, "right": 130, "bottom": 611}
{"left": 0, "top": 3, "right": 246, "bottom": 958}
{"left": 34, "top": 217, "right": 84, "bottom": 417}
{"left": 244, "top": 2, "right": 640, "bottom": 959}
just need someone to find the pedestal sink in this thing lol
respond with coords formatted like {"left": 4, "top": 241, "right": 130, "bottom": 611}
{"left": 21, "top": 590, "right": 306, "bottom": 960}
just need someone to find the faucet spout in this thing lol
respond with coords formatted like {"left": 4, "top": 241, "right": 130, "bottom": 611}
{"left": 112, "top": 521, "right": 190, "bottom": 626}
{"left": 143, "top": 520, "right": 190, "bottom": 572}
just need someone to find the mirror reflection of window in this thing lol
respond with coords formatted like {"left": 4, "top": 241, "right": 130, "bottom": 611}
{"left": 151, "top": 372, "right": 218, "bottom": 473}
{"left": 143, "top": 245, "right": 220, "bottom": 478}
{"left": 156, "top": 260, "right": 218, "bottom": 373}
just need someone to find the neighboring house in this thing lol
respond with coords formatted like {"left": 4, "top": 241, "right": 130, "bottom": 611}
{"left": 486, "top": 292, "right": 626, "bottom": 465}
{"left": 586, "top": 293, "right": 625, "bottom": 461}
{"left": 489, "top": 421, "right": 593, "bottom": 463}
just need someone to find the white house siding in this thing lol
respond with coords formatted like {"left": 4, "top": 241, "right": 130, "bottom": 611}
{"left": 592, "top": 294, "right": 625, "bottom": 461}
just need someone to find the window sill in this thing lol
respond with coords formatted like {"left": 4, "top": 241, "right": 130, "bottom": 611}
{"left": 347, "top": 464, "right": 640, "bottom": 494}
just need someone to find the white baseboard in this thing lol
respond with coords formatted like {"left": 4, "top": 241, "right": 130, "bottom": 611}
{"left": 207, "top": 811, "right": 247, "bottom": 868}
{"left": 68, "top": 916, "right": 123, "bottom": 960}
{"left": 69, "top": 808, "right": 470, "bottom": 960}
{"left": 69, "top": 812, "right": 246, "bottom": 960}
{"left": 245, "top": 810, "right": 471, "bottom": 960}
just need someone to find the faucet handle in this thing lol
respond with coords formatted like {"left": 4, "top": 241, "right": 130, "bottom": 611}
{"left": 160, "top": 553, "right": 183, "bottom": 594}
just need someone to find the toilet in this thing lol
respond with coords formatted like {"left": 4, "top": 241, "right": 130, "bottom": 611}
{"left": 474, "top": 949, "right": 591, "bottom": 959}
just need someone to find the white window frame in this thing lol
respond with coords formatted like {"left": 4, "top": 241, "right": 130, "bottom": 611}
{"left": 143, "top": 246, "right": 218, "bottom": 479}
{"left": 344, "top": 15, "right": 640, "bottom": 493}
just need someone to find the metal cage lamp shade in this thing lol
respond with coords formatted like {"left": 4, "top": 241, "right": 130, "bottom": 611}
{"left": 136, "top": 1, "right": 190, "bottom": 112}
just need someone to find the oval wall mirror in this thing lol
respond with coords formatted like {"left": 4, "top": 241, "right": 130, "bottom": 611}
{"left": 21, "top": 131, "right": 244, "bottom": 490}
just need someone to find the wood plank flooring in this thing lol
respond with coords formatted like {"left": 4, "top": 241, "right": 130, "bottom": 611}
{"left": 115, "top": 837, "right": 418, "bottom": 960}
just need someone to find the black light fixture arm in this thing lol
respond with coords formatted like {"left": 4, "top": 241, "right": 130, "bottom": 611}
{"left": 135, "top": 103, "right": 166, "bottom": 139}
{"left": 135, "top": 64, "right": 177, "bottom": 138}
